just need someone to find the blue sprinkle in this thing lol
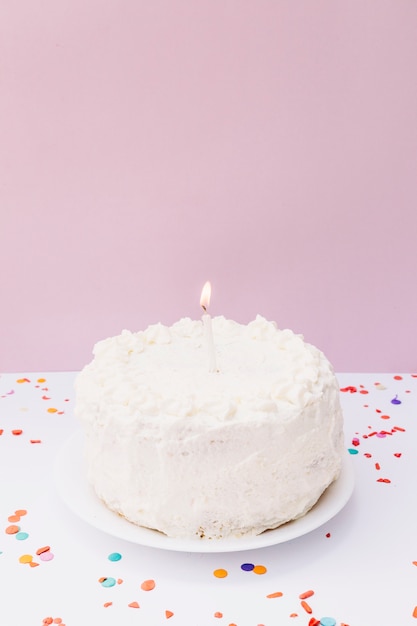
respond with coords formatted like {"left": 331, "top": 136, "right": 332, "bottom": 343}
{"left": 348, "top": 448, "right": 359, "bottom": 455}
{"left": 320, "top": 618, "right": 336, "bottom": 626}
{"left": 101, "top": 577, "right": 116, "bottom": 587}
{"left": 391, "top": 395, "right": 401, "bottom": 405}
{"left": 15, "top": 532, "right": 29, "bottom": 541}
{"left": 241, "top": 563, "right": 254, "bottom": 571}
{"left": 108, "top": 552, "right": 122, "bottom": 562}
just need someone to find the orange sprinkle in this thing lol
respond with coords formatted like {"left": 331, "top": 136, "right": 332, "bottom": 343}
{"left": 43, "top": 619, "right": 53, "bottom": 625}
{"left": 214, "top": 612, "right": 223, "bottom": 618}
{"left": 117, "top": 578, "right": 123, "bottom": 584}
{"left": 253, "top": 564, "right": 267, "bottom": 575}
{"left": 29, "top": 561, "right": 39, "bottom": 567}
{"left": 47, "top": 408, "right": 58, "bottom": 413}
{"left": 413, "top": 606, "right": 417, "bottom": 618}
{"left": 5, "top": 525, "right": 20, "bottom": 535}
{"left": 266, "top": 591, "right": 283, "bottom": 598}
{"left": 12, "top": 429, "right": 23, "bottom": 435}
{"left": 0, "top": 429, "right": 3, "bottom": 435}
{"left": 103, "top": 602, "right": 113, "bottom": 608}
{"left": 8, "top": 515, "right": 21, "bottom": 523}
{"left": 301, "top": 600, "right": 312, "bottom": 614}
{"left": 37, "top": 378, "right": 46, "bottom": 383}
{"left": 17, "top": 378, "right": 30, "bottom": 383}
{"left": 412, "top": 561, "right": 417, "bottom": 566}
{"left": 15, "top": 509, "right": 27, "bottom": 516}
{"left": 213, "top": 568, "right": 228, "bottom": 578}
{"left": 36, "top": 546, "right": 51, "bottom": 555}
{"left": 53, "top": 620, "right": 62, "bottom": 625}
{"left": 165, "top": 610, "right": 174, "bottom": 619}
{"left": 299, "top": 590, "right": 314, "bottom": 599}
{"left": 98, "top": 577, "right": 106, "bottom": 583}
{"left": 128, "top": 602, "right": 140, "bottom": 608}
{"left": 30, "top": 439, "right": 42, "bottom": 444}
{"left": 141, "top": 579, "right": 156, "bottom": 591}
{"left": 381, "top": 414, "right": 390, "bottom": 420}
{"left": 290, "top": 614, "right": 298, "bottom": 618}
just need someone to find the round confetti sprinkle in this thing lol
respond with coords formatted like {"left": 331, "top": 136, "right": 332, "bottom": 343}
{"left": 241, "top": 563, "right": 255, "bottom": 571}
{"left": 47, "top": 408, "right": 58, "bottom": 413}
{"left": 213, "top": 568, "right": 228, "bottom": 578}
{"left": 141, "top": 579, "right": 156, "bottom": 591}
{"left": 8, "top": 514, "right": 21, "bottom": 523}
{"left": 40, "top": 551, "right": 54, "bottom": 561}
{"left": 214, "top": 612, "right": 223, "bottom": 618}
{"left": 391, "top": 395, "right": 401, "bottom": 405}
{"left": 320, "top": 618, "right": 336, "bottom": 626}
{"left": 5, "top": 525, "right": 20, "bottom": 535}
{"left": 348, "top": 448, "right": 359, "bottom": 455}
{"left": 393, "top": 375, "right": 403, "bottom": 380}
{"left": 108, "top": 552, "right": 122, "bottom": 562}
{"left": 128, "top": 602, "right": 140, "bottom": 608}
{"left": 15, "top": 532, "right": 29, "bottom": 541}
{"left": 101, "top": 577, "right": 116, "bottom": 588}
{"left": 19, "top": 554, "right": 33, "bottom": 564}
{"left": 253, "top": 565, "right": 267, "bottom": 575}
{"left": 12, "top": 429, "right": 23, "bottom": 435}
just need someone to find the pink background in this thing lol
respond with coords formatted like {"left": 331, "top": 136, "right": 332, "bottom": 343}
{"left": 1, "top": 1, "right": 417, "bottom": 373}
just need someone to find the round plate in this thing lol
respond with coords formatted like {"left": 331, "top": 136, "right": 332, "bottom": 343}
{"left": 55, "top": 430, "right": 354, "bottom": 553}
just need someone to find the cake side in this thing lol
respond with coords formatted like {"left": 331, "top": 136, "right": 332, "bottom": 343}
{"left": 74, "top": 316, "right": 344, "bottom": 539}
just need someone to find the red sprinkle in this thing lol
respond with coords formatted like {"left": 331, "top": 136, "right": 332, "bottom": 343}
{"left": 340, "top": 386, "right": 357, "bottom": 393}
{"left": 377, "top": 478, "right": 391, "bottom": 483}
{"left": 301, "top": 600, "right": 312, "bottom": 614}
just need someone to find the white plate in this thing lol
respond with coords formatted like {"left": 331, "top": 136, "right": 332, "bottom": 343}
{"left": 55, "top": 431, "right": 354, "bottom": 553}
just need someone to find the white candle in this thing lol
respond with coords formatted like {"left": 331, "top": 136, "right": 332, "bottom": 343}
{"left": 200, "top": 281, "right": 218, "bottom": 372}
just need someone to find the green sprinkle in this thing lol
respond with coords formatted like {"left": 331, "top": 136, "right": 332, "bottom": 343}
{"left": 348, "top": 448, "right": 359, "bottom": 455}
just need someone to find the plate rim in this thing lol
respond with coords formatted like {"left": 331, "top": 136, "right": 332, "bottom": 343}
{"left": 55, "top": 430, "right": 354, "bottom": 553}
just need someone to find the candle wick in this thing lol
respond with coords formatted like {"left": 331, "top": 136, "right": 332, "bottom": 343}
{"left": 201, "top": 305, "right": 207, "bottom": 313}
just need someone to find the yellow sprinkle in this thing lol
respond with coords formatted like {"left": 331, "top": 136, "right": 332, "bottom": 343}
{"left": 47, "top": 408, "right": 58, "bottom": 414}
{"left": 19, "top": 554, "right": 33, "bottom": 564}
{"left": 253, "top": 565, "right": 267, "bottom": 575}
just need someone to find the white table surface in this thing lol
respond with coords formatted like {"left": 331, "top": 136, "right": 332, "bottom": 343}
{"left": 1, "top": 372, "right": 416, "bottom": 626}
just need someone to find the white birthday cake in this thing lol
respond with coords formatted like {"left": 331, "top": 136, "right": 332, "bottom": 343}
{"left": 74, "top": 315, "right": 344, "bottom": 539}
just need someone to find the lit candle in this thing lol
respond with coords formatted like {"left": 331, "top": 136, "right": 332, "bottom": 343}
{"left": 200, "top": 281, "right": 218, "bottom": 372}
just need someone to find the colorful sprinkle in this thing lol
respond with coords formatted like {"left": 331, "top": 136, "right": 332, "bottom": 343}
{"left": 165, "top": 610, "right": 174, "bottom": 619}
{"left": 108, "top": 552, "right": 122, "bottom": 562}
{"left": 15, "top": 532, "right": 29, "bottom": 541}
{"left": 301, "top": 600, "right": 313, "bottom": 613}
{"left": 299, "top": 590, "right": 315, "bottom": 599}
{"left": 393, "top": 375, "right": 403, "bottom": 380}
{"left": 253, "top": 564, "right": 267, "bottom": 575}
{"left": 101, "top": 577, "right": 116, "bottom": 587}
{"left": 141, "top": 579, "right": 156, "bottom": 591}
{"left": 19, "top": 554, "right": 33, "bottom": 564}
{"left": 128, "top": 602, "right": 140, "bottom": 608}
{"left": 348, "top": 448, "right": 359, "bottom": 455}
{"left": 391, "top": 395, "right": 401, "bottom": 405}
{"left": 47, "top": 408, "right": 58, "bottom": 413}
{"left": 103, "top": 602, "right": 113, "bottom": 608}
{"left": 12, "top": 429, "right": 23, "bottom": 436}
{"left": 413, "top": 606, "right": 417, "bottom": 618}
{"left": 320, "top": 618, "right": 336, "bottom": 626}
{"left": 266, "top": 591, "right": 283, "bottom": 598}
{"left": 5, "top": 525, "right": 20, "bottom": 535}
{"left": 214, "top": 612, "right": 223, "bottom": 618}
{"left": 40, "top": 551, "right": 54, "bottom": 561}
{"left": 340, "top": 386, "right": 357, "bottom": 393}
{"left": 241, "top": 563, "right": 255, "bottom": 571}
{"left": 213, "top": 569, "right": 228, "bottom": 578}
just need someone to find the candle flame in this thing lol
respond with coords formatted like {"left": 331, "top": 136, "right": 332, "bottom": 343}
{"left": 200, "top": 281, "right": 212, "bottom": 312}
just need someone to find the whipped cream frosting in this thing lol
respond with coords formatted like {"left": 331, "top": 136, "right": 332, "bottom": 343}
{"left": 75, "top": 315, "right": 344, "bottom": 539}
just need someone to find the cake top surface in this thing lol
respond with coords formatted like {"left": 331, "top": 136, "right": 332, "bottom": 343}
{"left": 75, "top": 316, "right": 338, "bottom": 424}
